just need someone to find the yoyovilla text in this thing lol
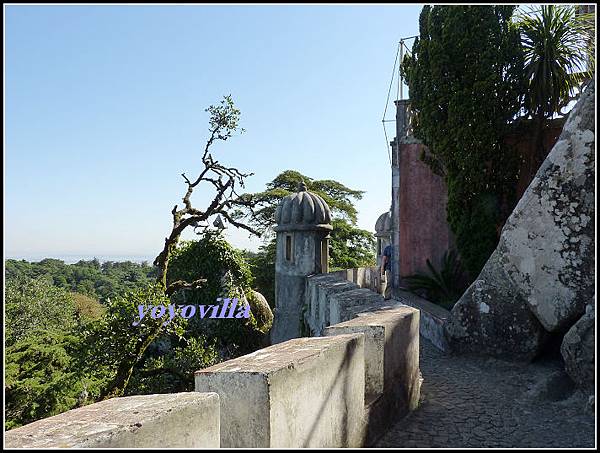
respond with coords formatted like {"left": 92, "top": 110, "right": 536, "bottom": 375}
{"left": 132, "top": 298, "right": 251, "bottom": 326}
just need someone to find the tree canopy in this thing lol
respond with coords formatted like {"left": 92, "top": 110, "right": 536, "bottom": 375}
{"left": 402, "top": 5, "right": 525, "bottom": 278}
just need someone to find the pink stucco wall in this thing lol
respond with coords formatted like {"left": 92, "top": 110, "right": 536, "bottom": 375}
{"left": 397, "top": 142, "right": 454, "bottom": 280}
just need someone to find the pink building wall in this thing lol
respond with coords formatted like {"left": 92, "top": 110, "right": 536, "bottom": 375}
{"left": 397, "top": 142, "right": 454, "bottom": 281}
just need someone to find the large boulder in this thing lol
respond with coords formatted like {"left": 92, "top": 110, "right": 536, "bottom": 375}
{"left": 246, "top": 290, "right": 274, "bottom": 333}
{"left": 561, "top": 304, "right": 595, "bottom": 391}
{"left": 499, "top": 81, "right": 595, "bottom": 333}
{"left": 444, "top": 249, "right": 548, "bottom": 360}
{"left": 446, "top": 81, "right": 595, "bottom": 358}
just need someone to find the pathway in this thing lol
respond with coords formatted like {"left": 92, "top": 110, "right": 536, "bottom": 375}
{"left": 376, "top": 338, "right": 595, "bottom": 448}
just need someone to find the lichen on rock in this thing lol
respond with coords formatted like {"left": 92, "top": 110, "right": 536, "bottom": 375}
{"left": 445, "top": 80, "right": 595, "bottom": 364}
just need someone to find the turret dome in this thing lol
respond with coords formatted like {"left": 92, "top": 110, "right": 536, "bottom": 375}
{"left": 375, "top": 211, "right": 392, "bottom": 236}
{"left": 274, "top": 182, "right": 332, "bottom": 231}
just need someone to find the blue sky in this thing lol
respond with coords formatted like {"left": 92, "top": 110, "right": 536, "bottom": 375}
{"left": 5, "top": 4, "right": 422, "bottom": 261}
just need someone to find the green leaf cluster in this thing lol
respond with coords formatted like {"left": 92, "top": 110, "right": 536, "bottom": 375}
{"left": 403, "top": 250, "right": 467, "bottom": 310}
{"left": 402, "top": 5, "right": 525, "bottom": 278}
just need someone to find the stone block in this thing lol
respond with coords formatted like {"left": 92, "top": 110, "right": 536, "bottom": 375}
{"left": 395, "top": 290, "right": 450, "bottom": 351}
{"left": 561, "top": 304, "right": 595, "bottom": 391}
{"left": 305, "top": 274, "right": 359, "bottom": 335}
{"left": 195, "top": 334, "right": 366, "bottom": 448}
{"left": 4, "top": 392, "right": 220, "bottom": 448}
{"left": 323, "top": 305, "right": 420, "bottom": 445}
{"left": 329, "top": 288, "right": 385, "bottom": 325}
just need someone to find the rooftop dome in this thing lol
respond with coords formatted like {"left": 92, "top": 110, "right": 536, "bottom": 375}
{"left": 274, "top": 181, "right": 332, "bottom": 231}
{"left": 375, "top": 211, "right": 392, "bottom": 236}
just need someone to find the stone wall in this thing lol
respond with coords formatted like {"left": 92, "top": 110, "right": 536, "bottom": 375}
{"left": 329, "top": 266, "right": 383, "bottom": 294}
{"left": 394, "top": 289, "right": 450, "bottom": 352}
{"left": 306, "top": 272, "right": 449, "bottom": 352}
{"left": 4, "top": 393, "right": 221, "bottom": 448}
{"left": 195, "top": 334, "right": 367, "bottom": 448}
{"left": 194, "top": 285, "right": 421, "bottom": 448}
{"left": 395, "top": 138, "right": 455, "bottom": 282}
{"left": 323, "top": 306, "right": 421, "bottom": 445}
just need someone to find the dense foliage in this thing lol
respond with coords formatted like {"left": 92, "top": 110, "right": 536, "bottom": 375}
{"left": 244, "top": 240, "right": 277, "bottom": 307}
{"left": 403, "top": 250, "right": 467, "bottom": 310}
{"left": 517, "top": 5, "right": 594, "bottom": 120}
{"left": 402, "top": 5, "right": 526, "bottom": 278}
{"left": 4, "top": 234, "right": 270, "bottom": 429}
{"left": 5, "top": 276, "right": 78, "bottom": 347}
{"left": 515, "top": 5, "right": 595, "bottom": 171}
{"left": 5, "top": 258, "right": 157, "bottom": 303}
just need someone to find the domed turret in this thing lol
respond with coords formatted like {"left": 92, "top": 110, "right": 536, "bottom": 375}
{"left": 274, "top": 182, "right": 332, "bottom": 231}
{"left": 375, "top": 211, "right": 392, "bottom": 237}
{"left": 271, "top": 181, "right": 332, "bottom": 344}
{"left": 375, "top": 210, "right": 393, "bottom": 267}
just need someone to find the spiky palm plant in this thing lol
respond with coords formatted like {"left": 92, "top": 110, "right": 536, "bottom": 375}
{"left": 517, "top": 5, "right": 594, "bottom": 119}
{"left": 402, "top": 250, "right": 466, "bottom": 310}
{"left": 515, "top": 5, "right": 595, "bottom": 175}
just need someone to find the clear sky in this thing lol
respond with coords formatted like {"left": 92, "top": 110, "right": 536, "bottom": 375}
{"left": 5, "top": 4, "right": 422, "bottom": 262}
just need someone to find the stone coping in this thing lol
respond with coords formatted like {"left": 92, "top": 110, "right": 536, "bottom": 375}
{"left": 195, "top": 334, "right": 361, "bottom": 375}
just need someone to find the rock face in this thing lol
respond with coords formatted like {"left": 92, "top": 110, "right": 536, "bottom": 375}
{"left": 445, "top": 249, "right": 548, "bottom": 360}
{"left": 446, "top": 81, "right": 595, "bottom": 360}
{"left": 247, "top": 290, "right": 274, "bottom": 333}
{"left": 561, "top": 304, "right": 595, "bottom": 391}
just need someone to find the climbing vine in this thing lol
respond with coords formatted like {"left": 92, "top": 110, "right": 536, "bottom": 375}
{"left": 402, "top": 5, "right": 525, "bottom": 278}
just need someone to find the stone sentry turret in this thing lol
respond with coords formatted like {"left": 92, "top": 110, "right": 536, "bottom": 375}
{"left": 270, "top": 181, "right": 332, "bottom": 344}
{"left": 375, "top": 210, "right": 392, "bottom": 267}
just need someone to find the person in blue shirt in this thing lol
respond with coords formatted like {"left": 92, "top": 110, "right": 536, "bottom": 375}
{"left": 380, "top": 244, "right": 392, "bottom": 300}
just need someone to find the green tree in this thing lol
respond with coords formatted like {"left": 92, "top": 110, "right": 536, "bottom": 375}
{"left": 101, "top": 95, "right": 260, "bottom": 399}
{"left": 5, "top": 276, "right": 78, "bottom": 347}
{"left": 80, "top": 283, "right": 186, "bottom": 400}
{"left": 244, "top": 240, "right": 277, "bottom": 307}
{"left": 5, "top": 331, "right": 88, "bottom": 430}
{"left": 5, "top": 258, "right": 157, "bottom": 303}
{"left": 516, "top": 5, "right": 595, "bottom": 170}
{"left": 329, "top": 218, "right": 377, "bottom": 271}
{"left": 126, "top": 233, "right": 271, "bottom": 395}
{"left": 402, "top": 5, "right": 525, "bottom": 278}
{"left": 167, "top": 233, "right": 271, "bottom": 345}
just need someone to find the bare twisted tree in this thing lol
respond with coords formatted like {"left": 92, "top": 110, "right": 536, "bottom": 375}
{"left": 101, "top": 96, "right": 260, "bottom": 399}
{"left": 154, "top": 95, "right": 260, "bottom": 295}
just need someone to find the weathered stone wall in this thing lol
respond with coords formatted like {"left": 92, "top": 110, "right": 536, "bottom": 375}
{"left": 445, "top": 81, "right": 595, "bottom": 368}
{"left": 304, "top": 272, "right": 408, "bottom": 335}
{"left": 394, "top": 289, "right": 450, "bottom": 352}
{"left": 194, "top": 280, "right": 422, "bottom": 448}
{"left": 196, "top": 334, "right": 367, "bottom": 448}
{"left": 323, "top": 306, "right": 421, "bottom": 445}
{"left": 306, "top": 272, "right": 448, "bottom": 352}
{"left": 272, "top": 229, "right": 329, "bottom": 344}
{"left": 4, "top": 393, "right": 220, "bottom": 448}
{"left": 329, "top": 266, "right": 383, "bottom": 294}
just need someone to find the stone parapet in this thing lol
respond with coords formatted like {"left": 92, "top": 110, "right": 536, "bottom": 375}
{"left": 4, "top": 392, "right": 220, "bottom": 448}
{"left": 195, "top": 334, "right": 366, "bottom": 448}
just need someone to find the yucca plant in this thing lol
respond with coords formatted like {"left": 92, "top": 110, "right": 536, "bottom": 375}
{"left": 402, "top": 250, "right": 466, "bottom": 310}
{"left": 517, "top": 5, "right": 594, "bottom": 118}
{"left": 515, "top": 5, "right": 595, "bottom": 170}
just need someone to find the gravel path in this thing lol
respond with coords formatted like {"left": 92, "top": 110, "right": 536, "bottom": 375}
{"left": 376, "top": 338, "right": 595, "bottom": 448}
